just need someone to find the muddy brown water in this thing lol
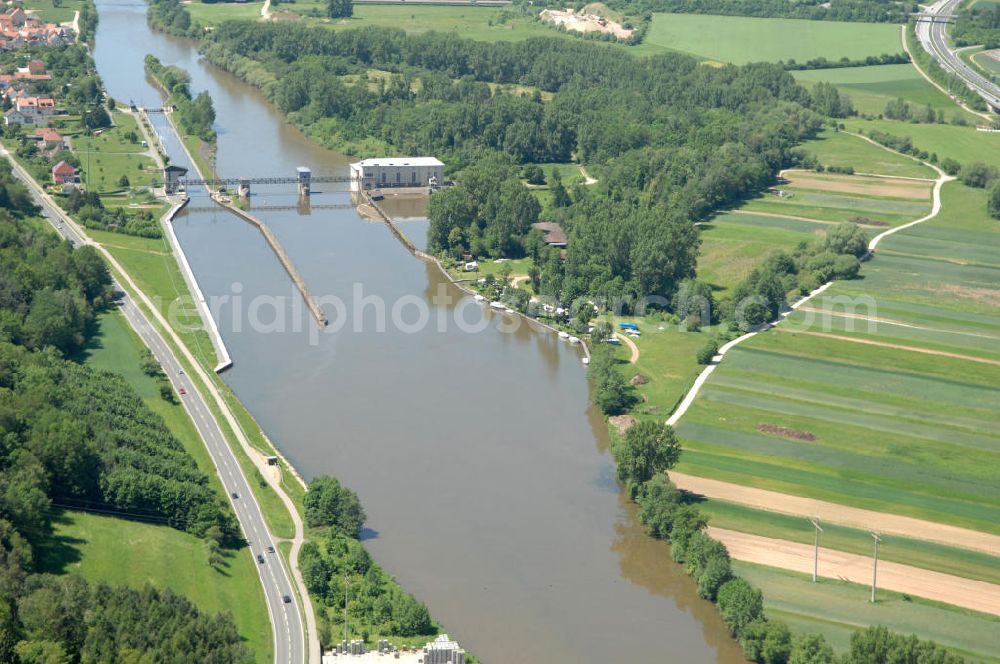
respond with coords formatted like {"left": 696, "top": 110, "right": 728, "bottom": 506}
{"left": 92, "top": 2, "right": 746, "bottom": 661}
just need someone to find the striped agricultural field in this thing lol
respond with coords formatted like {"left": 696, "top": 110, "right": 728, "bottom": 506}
{"left": 677, "top": 182, "right": 1000, "bottom": 535}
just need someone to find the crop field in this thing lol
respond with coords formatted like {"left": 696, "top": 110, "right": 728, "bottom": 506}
{"left": 797, "top": 129, "right": 935, "bottom": 179}
{"left": 734, "top": 562, "right": 1000, "bottom": 661}
{"left": 792, "top": 64, "right": 972, "bottom": 118}
{"left": 844, "top": 119, "right": 1000, "bottom": 168}
{"left": 676, "top": 183, "right": 1000, "bottom": 535}
{"left": 632, "top": 13, "right": 900, "bottom": 63}
{"left": 740, "top": 171, "right": 931, "bottom": 226}
{"left": 697, "top": 212, "right": 828, "bottom": 293}
{"left": 699, "top": 499, "right": 1000, "bottom": 585}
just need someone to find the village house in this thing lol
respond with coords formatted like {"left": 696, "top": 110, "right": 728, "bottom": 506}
{"left": 531, "top": 221, "right": 568, "bottom": 248}
{"left": 33, "top": 126, "right": 64, "bottom": 152}
{"left": 3, "top": 107, "right": 26, "bottom": 125}
{"left": 51, "top": 160, "right": 77, "bottom": 185}
{"left": 15, "top": 95, "right": 56, "bottom": 122}
{"left": 26, "top": 58, "right": 43, "bottom": 74}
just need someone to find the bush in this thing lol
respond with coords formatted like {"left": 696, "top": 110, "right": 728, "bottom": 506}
{"left": 823, "top": 222, "right": 868, "bottom": 257}
{"left": 717, "top": 578, "right": 764, "bottom": 638}
{"left": 960, "top": 161, "right": 999, "bottom": 188}
{"left": 940, "top": 157, "right": 961, "bottom": 176}
{"left": 989, "top": 182, "right": 1000, "bottom": 220}
{"left": 696, "top": 338, "right": 719, "bottom": 365}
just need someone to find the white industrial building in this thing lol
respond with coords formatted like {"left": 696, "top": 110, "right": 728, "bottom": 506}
{"left": 349, "top": 157, "right": 444, "bottom": 191}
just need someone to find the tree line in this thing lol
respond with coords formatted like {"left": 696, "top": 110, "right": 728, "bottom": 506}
{"left": 145, "top": 55, "right": 217, "bottom": 146}
{"left": 0, "top": 159, "right": 249, "bottom": 662}
{"left": 300, "top": 477, "right": 438, "bottom": 646}
{"left": 609, "top": 418, "right": 969, "bottom": 663}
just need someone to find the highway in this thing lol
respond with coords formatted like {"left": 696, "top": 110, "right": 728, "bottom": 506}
{"left": 2, "top": 148, "right": 306, "bottom": 664}
{"left": 916, "top": 0, "right": 1000, "bottom": 111}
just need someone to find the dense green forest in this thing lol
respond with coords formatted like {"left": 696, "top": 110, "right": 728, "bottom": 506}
{"left": 0, "top": 160, "right": 248, "bottom": 662}
{"left": 953, "top": 5, "right": 1000, "bottom": 48}
{"left": 200, "top": 21, "right": 827, "bottom": 310}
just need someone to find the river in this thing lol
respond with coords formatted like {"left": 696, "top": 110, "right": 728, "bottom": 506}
{"left": 92, "top": 3, "right": 746, "bottom": 661}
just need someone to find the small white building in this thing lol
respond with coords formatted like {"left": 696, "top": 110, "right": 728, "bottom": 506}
{"left": 349, "top": 157, "right": 444, "bottom": 192}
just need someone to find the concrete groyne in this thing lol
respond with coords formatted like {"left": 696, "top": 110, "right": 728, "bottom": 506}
{"left": 213, "top": 195, "right": 328, "bottom": 327}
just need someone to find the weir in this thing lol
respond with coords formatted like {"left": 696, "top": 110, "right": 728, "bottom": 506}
{"left": 211, "top": 193, "right": 329, "bottom": 327}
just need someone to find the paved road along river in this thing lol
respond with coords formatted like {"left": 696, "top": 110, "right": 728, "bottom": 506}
{"left": 92, "top": 2, "right": 747, "bottom": 661}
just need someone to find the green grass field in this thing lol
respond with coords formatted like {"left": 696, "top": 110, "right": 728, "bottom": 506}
{"left": 697, "top": 212, "right": 828, "bottom": 294}
{"left": 187, "top": 0, "right": 264, "bottom": 24}
{"left": 75, "top": 111, "right": 159, "bottom": 194}
{"left": 795, "top": 129, "right": 936, "bottom": 179}
{"left": 22, "top": 0, "right": 85, "bottom": 24}
{"left": 735, "top": 562, "right": 1000, "bottom": 661}
{"left": 844, "top": 119, "right": 1000, "bottom": 168}
{"left": 67, "top": 309, "right": 272, "bottom": 662}
{"left": 604, "top": 316, "right": 714, "bottom": 421}
{"left": 678, "top": 183, "right": 1000, "bottom": 535}
{"left": 37, "top": 510, "right": 271, "bottom": 663}
{"left": 792, "top": 64, "right": 974, "bottom": 119}
{"left": 632, "top": 13, "right": 900, "bottom": 63}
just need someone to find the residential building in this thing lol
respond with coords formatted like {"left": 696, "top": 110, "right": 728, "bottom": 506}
{"left": 51, "top": 160, "right": 77, "bottom": 185}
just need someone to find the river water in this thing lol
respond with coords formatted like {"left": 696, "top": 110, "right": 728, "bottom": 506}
{"left": 92, "top": 3, "right": 745, "bottom": 661}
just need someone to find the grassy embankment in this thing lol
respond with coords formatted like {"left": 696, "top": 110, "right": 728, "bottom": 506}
{"left": 46, "top": 308, "right": 273, "bottom": 663}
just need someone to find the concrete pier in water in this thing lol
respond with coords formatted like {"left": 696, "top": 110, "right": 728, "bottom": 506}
{"left": 212, "top": 194, "right": 329, "bottom": 327}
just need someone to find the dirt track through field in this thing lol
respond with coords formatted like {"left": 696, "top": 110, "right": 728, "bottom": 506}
{"left": 671, "top": 473, "right": 1000, "bottom": 556}
{"left": 781, "top": 329, "right": 1000, "bottom": 367}
{"left": 613, "top": 332, "right": 639, "bottom": 363}
{"left": 782, "top": 170, "right": 932, "bottom": 200}
{"left": 710, "top": 527, "right": 1000, "bottom": 617}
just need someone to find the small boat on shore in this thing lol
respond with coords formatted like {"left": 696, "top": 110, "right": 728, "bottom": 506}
{"left": 558, "top": 331, "right": 569, "bottom": 339}
{"left": 473, "top": 294, "right": 485, "bottom": 302}
{"left": 582, "top": 357, "right": 590, "bottom": 365}
{"left": 568, "top": 336, "right": 580, "bottom": 344}
{"left": 490, "top": 301, "right": 505, "bottom": 310}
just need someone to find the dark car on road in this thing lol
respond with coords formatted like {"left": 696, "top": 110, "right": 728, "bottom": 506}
{"left": 282, "top": 595, "right": 292, "bottom": 604}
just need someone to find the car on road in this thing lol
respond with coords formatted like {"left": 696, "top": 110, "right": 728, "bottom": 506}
{"left": 257, "top": 554, "right": 265, "bottom": 564}
{"left": 267, "top": 545, "right": 275, "bottom": 553}
{"left": 282, "top": 595, "right": 292, "bottom": 604}
{"left": 178, "top": 387, "right": 186, "bottom": 395}
{"left": 231, "top": 492, "right": 239, "bottom": 499}
{"left": 178, "top": 369, "right": 184, "bottom": 375}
